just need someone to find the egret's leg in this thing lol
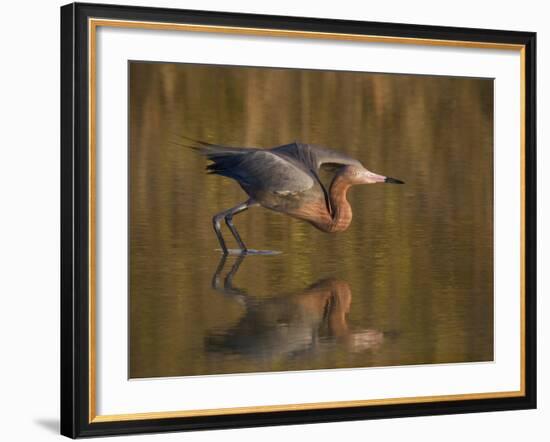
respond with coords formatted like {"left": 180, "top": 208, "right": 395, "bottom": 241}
{"left": 212, "top": 211, "right": 229, "bottom": 254}
{"left": 225, "top": 200, "right": 256, "bottom": 253}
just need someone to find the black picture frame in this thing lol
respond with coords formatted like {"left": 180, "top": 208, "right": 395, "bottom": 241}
{"left": 61, "top": 2, "right": 537, "bottom": 438}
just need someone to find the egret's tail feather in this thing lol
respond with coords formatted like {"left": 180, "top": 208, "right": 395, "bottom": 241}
{"left": 170, "top": 135, "right": 257, "bottom": 180}
{"left": 172, "top": 135, "right": 253, "bottom": 158}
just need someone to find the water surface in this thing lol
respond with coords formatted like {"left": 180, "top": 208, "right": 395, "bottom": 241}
{"left": 129, "top": 62, "right": 493, "bottom": 378}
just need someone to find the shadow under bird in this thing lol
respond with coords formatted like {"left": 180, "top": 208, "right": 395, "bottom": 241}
{"left": 188, "top": 138, "right": 404, "bottom": 254}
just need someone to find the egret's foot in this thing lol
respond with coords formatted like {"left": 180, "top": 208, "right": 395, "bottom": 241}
{"left": 215, "top": 248, "right": 282, "bottom": 256}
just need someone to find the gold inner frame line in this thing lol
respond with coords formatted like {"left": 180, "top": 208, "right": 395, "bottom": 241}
{"left": 87, "top": 17, "right": 527, "bottom": 423}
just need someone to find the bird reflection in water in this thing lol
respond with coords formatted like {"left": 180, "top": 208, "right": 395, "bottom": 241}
{"left": 205, "top": 255, "right": 384, "bottom": 365}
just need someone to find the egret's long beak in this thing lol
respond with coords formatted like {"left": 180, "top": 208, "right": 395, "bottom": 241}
{"left": 384, "top": 176, "right": 405, "bottom": 184}
{"left": 362, "top": 170, "right": 405, "bottom": 184}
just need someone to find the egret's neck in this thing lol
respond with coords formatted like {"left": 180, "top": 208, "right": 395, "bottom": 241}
{"left": 326, "top": 174, "right": 353, "bottom": 233}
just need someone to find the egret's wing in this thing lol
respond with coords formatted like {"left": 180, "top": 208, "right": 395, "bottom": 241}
{"left": 270, "top": 142, "right": 362, "bottom": 173}
{"left": 204, "top": 148, "right": 315, "bottom": 194}
{"left": 270, "top": 143, "right": 362, "bottom": 213}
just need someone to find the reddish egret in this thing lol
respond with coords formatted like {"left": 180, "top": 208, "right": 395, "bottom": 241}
{"left": 190, "top": 139, "right": 404, "bottom": 254}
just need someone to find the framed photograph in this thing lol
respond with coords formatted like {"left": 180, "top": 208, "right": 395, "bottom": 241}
{"left": 60, "top": 2, "right": 536, "bottom": 438}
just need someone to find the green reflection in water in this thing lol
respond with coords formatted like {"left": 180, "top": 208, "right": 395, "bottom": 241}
{"left": 129, "top": 62, "right": 493, "bottom": 378}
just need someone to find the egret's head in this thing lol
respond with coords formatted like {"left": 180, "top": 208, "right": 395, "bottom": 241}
{"left": 340, "top": 165, "right": 404, "bottom": 185}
